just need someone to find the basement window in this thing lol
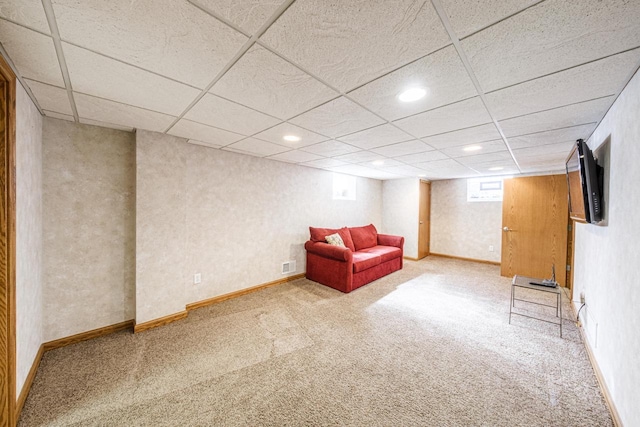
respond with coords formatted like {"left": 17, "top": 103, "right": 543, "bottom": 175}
{"left": 333, "top": 173, "right": 356, "bottom": 200}
{"left": 467, "top": 177, "right": 503, "bottom": 202}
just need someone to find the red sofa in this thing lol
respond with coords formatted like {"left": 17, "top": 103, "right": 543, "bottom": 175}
{"left": 304, "top": 224, "right": 404, "bottom": 293}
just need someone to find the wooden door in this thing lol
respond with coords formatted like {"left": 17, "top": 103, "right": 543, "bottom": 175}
{"left": 501, "top": 175, "right": 568, "bottom": 286}
{"left": 418, "top": 180, "right": 431, "bottom": 259}
{"left": 0, "top": 55, "right": 16, "bottom": 427}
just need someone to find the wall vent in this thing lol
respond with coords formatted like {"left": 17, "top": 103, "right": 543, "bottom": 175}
{"left": 282, "top": 261, "right": 296, "bottom": 274}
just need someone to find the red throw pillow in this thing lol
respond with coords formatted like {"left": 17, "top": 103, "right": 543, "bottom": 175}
{"left": 349, "top": 224, "right": 378, "bottom": 251}
{"left": 309, "top": 226, "right": 355, "bottom": 252}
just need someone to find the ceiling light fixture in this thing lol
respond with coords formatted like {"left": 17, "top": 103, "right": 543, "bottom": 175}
{"left": 372, "top": 160, "right": 385, "bottom": 166}
{"left": 398, "top": 87, "right": 427, "bottom": 103}
{"left": 418, "top": 174, "right": 426, "bottom": 177}
{"left": 283, "top": 135, "right": 301, "bottom": 142}
{"left": 463, "top": 145, "right": 482, "bottom": 152}
{"left": 488, "top": 167, "right": 504, "bottom": 171}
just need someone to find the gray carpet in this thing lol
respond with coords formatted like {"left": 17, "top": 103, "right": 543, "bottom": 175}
{"left": 19, "top": 257, "right": 612, "bottom": 426}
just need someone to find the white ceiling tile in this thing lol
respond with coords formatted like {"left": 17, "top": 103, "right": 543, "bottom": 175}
{"left": 301, "top": 158, "right": 349, "bottom": 169}
{"left": 329, "top": 164, "right": 402, "bottom": 180}
{"left": 253, "top": 122, "right": 328, "bottom": 148}
{"left": 187, "top": 139, "right": 223, "bottom": 149}
{"left": 52, "top": 0, "right": 247, "bottom": 89}
{"left": 168, "top": 119, "right": 244, "bottom": 146}
{"left": 289, "top": 97, "right": 385, "bottom": 138}
{"left": 466, "top": 160, "right": 520, "bottom": 175}
{"left": 349, "top": 46, "right": 477, "bottom": 121}
{"left": 184, "top": 93, "right": 280, "bottom": 135}
{"left": 261, "top": 0, "right": 450, "bottom": 92}
{"left": 337, "top": 124, "right": 413, "bottom": 150}
{"left": 24, "top": 79, "right": 72, "bottom": 115}
{"left": 211, "top": 45, "right": 338, "bottom": 120}
{"left": 440, "top": 0, "right": 540, "bottom": 39}
{"left": 0, "top": 0, "right": 50, "bottom": 33}
{"left": 43, "top": 110, "right": 73, "bottom": 122}
{"left": 78, "top": 117, "right": 134, "bottom": 132}
{"left": 364, "top": 158, "right": 404, "bottom": 169}
{"left": 513, "top": 141, "right": 576, "bottom": 159}
{"left": 416, "top": 158, "right": 472, "bottom": 171}
{"left": 421, "top": 123, "right": 501, "bottom": 149}
{"left": 381, "top": 164, "right": 430, "bottom": 177}
{"left": 455, "top": 151, "right": 513, "bottom": 165}
{"left": 393, "top": 97, "right": 491, "bottom": 138}
{"left": 74, "top": 92, "right": 175, "bottom": 132}
{"left": 223, "top": 137, "right": 290, "bottom": 157}
{"left": 508, "top": 124, "right": 596, "bottom": 150}
{"left": 267, "top": 150, "right": 322, "bottom": 163}
{"left": 499, "top": 97, "right": 614, "bottom": 137}
{"left": 333, "top": 151, "right": 381, "bottom": 164}
{"left": 0, "top": 21, "right": 63, "bottom": 86}
{"left": 371, "top": 140, "right": 434, "bottom": 158}
{"left": 64, "top": 43, "right": 201, "bottom": 116}
{"left": 440, "top": 139, "right": 508, "bottom": 158}
{"left": 486, "top": 49, "right": 640, "bottom": 120}
{"left": 191, "top": 0, "right": 284, "bottom": 35}
{"left": 463, "top": 0, "right": 640, "bottom": 92}
{"left": 394, "top": 150, "right": 450, "bottom": 165}
{"left": 300, "top": 140, "right": 359, "bottom": 157}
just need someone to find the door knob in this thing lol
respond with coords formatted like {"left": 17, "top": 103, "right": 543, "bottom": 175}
{"left": 420, "top": 221, "right": 424, "bottom": 224}
{"left": 503, "top": 226, "right": 512, "bottom": 232}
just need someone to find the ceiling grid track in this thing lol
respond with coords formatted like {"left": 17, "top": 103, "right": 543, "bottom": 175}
{"left": 162, "top": 0, "right": 298, "bottom": 134}
{"left": 0, "top": 42, "right": 44, "bottom": 114}
{"left": 41, "top": 0, "right": 79, "bottom": 122}
{"left": 256, "top": 40, "right": 482, "bottom": 177}
{"left": 430, "top": 0, "right": 523, "bottom": 173}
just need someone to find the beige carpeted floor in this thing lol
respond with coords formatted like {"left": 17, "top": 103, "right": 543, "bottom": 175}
{"left": 19, "top": 257, "right": 612, "bottom": 426}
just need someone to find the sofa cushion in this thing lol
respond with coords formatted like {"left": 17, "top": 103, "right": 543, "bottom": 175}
{"left": 325, "top": 233, "right": 345, "bottom": 247}
{"left": 352, "top": 251, "right": 382, "bottom": 273}
{"left": 309, "top": 226, "right": 355, "bottom": 251}
{"left": 358, "top": 245, "right": 402, "bottom": 263}
{"left": 349, "top": 224, "right": 378, "bottom": 251}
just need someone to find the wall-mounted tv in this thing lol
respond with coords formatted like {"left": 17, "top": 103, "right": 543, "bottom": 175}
{"left": 566, "top": 139, "right": 603, "bottom": 224}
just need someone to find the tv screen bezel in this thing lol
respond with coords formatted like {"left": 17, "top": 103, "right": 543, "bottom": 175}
{"left": 566, "top": 139, "right": 602, "bottom": 224}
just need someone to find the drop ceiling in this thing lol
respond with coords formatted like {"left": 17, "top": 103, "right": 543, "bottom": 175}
{"left": 1, "top": 0, "right": 639, "bottom": 181}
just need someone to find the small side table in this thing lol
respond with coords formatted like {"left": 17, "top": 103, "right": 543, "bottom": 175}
{"left": 509, "top": 275, "right": 562, "bottom": 337}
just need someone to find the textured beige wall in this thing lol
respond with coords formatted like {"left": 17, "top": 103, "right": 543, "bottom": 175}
{"left": 15, "top": 83, "right": 43, "bottom": 397}
{"left": 136, "top": 130, "right": 382, "bottom": 323}
{"left": 430, "top": 179, "right": 502, "bottom": 262}
{"left": 43, "top": 118, "right": 135, "bottom": 341}
{"left": 574, "top": 69, "right": 640, "bottom": 426}
{"left": 135, "top": 131, "right": 189, "bottom": 324}
{"left": 382, "top": 178, "right": 419, "bottom": 258}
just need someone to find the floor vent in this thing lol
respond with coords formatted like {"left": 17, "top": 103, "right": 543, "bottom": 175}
{"left": 282, "top": 261, "right": 296, "bottom": 274}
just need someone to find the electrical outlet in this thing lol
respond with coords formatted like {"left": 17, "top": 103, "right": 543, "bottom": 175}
{"left": 194, "top": 273, "right": 201, "bottom": 285}
{"left": 580, "top": 292, "right": 585, "bottom": 304}
{"left": 489, "top": 245, "right": 494, "bottom": 252}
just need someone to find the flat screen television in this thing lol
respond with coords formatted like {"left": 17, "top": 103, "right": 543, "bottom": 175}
{"left": 566, "top": 139, "right": 603, "bottom": 224}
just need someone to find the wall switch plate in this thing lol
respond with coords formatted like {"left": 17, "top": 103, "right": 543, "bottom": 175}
{"left": 489, "top": 245, "right": 494, "bottom": 252}
{"left": 194, "top": 273, "right": 201, "bottom": 284}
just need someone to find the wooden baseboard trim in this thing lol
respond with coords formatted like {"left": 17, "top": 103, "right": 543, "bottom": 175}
{"left": 43, "top": 320, "right": 134, "bottom": 351}
{"left": 186, "top": 273, "right": 305, "bottom": 311}
{"left": 134, "top": 311, "right": 188, "bottom": 334}
{"left": 429, "top": 253, "right": 501, "bottom": 266}
{"left": 569, "top": 303, "right": 622, "bottom": 426}
{"left": 16, "top": 344, "right": 44, "bottom": 419}
{"left": 403, "top": 256, "right": 420, "bottom": 261}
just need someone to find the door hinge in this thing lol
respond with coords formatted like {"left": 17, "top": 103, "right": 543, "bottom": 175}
{"left": 568, "top": 224, "right": 572, "bottom": 232}
{"left": 566, "top": 264, "right": 571, "bottom": 271}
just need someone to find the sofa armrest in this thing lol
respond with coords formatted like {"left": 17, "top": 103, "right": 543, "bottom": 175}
{"left": 304, "top": 241, "right": 352, "bottom": 262}
{"left": 377, "top": 234, "right": 404, "bottom": 248}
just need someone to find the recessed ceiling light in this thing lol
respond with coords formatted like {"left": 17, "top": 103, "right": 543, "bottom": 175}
{"left": 418, "top": 174, "right": 426, "bottom": 177}
{"left": 463, "top": 145, "right": 482, "bottom": 152}
{"left": 398, "top": 87, "right": 427, "bottom": 103}
{"left": 488, "top": 167, "right": 504, "bottom": 171}
{"left": 372, "top": 160, "right": 385, "bottom": 166}
{"left": 283, "top": 135, "right": 300, "bottom": 142}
